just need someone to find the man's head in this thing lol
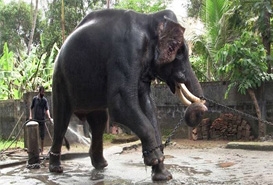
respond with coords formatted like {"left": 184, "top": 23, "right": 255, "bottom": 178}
{"left": 39, "top": 86, "right": 45, "bottom": 98}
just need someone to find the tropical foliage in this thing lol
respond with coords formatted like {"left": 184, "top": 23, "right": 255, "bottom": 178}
{"left": 188, "top": 0, "right": 273, "bottom": 137}
{"left": 189, "top": 0, "right": 272, "bottom": 81}
{"left": 217, "top": 31, "right": 273, "bottom": 97}
{"left": 0, "top": 0, "right": 169, "bottom": 100}
{"left": 190, "top": 0, "right": 231, "bottom": 81}
{"left": 0, "top": 43, "right": 58, "bottom": 99}
{"left": 115, "top": 0, "right": 168, "bottom": 13}
{"left": 0, "top": 0, "right": 42, "bottom": 55}
{"left": 0, "top": 0, "right": 272, "bottom": 137}
{"left": 40, "top": 0, "right": 105, "bottom": 56}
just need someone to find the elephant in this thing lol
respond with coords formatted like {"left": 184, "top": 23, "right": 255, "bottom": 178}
{"left": 49, "top": 9, "right": 207, "bottom": 181}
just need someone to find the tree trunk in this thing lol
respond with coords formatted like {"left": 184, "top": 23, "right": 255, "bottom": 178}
{"left": 247, "top": 89, "right": 265, "bottom": 137}
{"left": 61, "top": 0, "right": 65, "bottom": 43}
{"left": 107, "top": 0, "right": 110, "bottom": 9}
{"left": 27, "top": 0, "right": 39, "bottom": 55}
{"left": 261, "top": 6, "right": 271, "bottom": 73}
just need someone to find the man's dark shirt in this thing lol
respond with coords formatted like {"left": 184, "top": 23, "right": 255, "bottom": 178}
{"left": 30, "top": 96, "right": 49, "bottom": 120}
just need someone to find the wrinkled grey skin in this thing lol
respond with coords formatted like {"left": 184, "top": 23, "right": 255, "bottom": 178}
{"left": 49, "top": 9, "right": 205, "bottom": 181}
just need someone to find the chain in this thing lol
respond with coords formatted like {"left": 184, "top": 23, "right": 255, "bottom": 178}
{"left": 26, "top": 162, "right": 41, "bottom": 169}
{"left": 201, "top": 96, "right": 273, "bottom": 126}
{"left": 26, "top": 157, "right": 47, "bottom": 169}
{"left": 142, "top": 118, "right": 184, "bottom": 155}
{"left": 163, "top": 118, "right": 184, "bottom": 147}
{"left": 162, "top": 96, "right": 273, "bottom": 149}
{"left": 145, "top": 96, "right": 273, "bottom": 153}
{"left": 25, "top": 152, "right": 49, "bottom": 169}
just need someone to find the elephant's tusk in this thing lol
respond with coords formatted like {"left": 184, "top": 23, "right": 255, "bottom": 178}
{"left": 175, "top": 87, "right": 192, "bottom": 106}
{"left": 179, "top": 83, "right": 205, "bottom": 104}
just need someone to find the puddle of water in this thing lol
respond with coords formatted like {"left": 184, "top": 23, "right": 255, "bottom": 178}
{"left": 2, "top": 146, "right": 273, "bottom": 184}
{"left": 167, "top": 164, "right": 212, "bottom": 176}
{"left": 0, "top": 176, "right": 44, "bottom": 185}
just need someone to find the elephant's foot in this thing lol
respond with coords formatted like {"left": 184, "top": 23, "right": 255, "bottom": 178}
{"left": 49, "top": 164, "right": 63, "bottom": 173}
{"left": 152, "top": 161, "right": 172, "bottom": 181}
{"left": 49, "top": 151, "right": 63, "bottom": 173}
{"left": 90, "top": 153, "right": 108, "bottom": 170}
{"left": 143, "top": 147, "right": 164, "bottom": 166}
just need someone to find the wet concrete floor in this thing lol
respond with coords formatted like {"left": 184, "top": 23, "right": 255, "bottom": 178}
{"left": 1, "top": 141, "right": 273, "bottom": 185}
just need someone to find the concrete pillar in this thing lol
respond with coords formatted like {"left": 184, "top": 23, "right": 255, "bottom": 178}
{"left": 26, "top": 121, "right": 40, "bottom": 165}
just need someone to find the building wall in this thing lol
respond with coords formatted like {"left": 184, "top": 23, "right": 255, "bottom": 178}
{"left": 153, "top": 81, "right": 273, "bottom": 139}
{"left": 0, "top": 81, "right": 273, "bottom": 143}
{"left": 0, "top": 100, "right": 23, "bottom": 139}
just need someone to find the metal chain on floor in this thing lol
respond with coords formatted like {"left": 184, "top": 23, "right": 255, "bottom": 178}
{"left": 26, "top": 153, "right": 41, "bottom": 169}
{"left": 201, "top": 96, "right": 273, "bottom": 126}
{"left": 26, "top": 154, "right": 49, "bottom": 169}
{"left": 26, "top": 162, "right": 41, "bottom": 169}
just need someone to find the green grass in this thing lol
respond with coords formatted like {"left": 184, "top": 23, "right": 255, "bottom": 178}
{"left": 103, "top": 133, "right": 116, "bottom": 142}
{"left": 0, "top": 139, "right": 24, "bottom": 151}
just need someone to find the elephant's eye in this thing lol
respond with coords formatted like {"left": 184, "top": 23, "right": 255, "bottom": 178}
{"left": 176, "top": 53, "right": 183, "bottom": 60}
{"left": 175, "top": 49, "right": 184, "bottom": 60}
{"left": 176, "top": 44, "right": 188, "bottom": 60}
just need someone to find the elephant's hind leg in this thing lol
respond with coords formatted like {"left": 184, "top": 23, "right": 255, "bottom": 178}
{"left": 49, "top": 89, "right": 72, "bottom": 173}
{"left": 87, "top": 110, "right": 108, "bottom": 169}
{"left": 49, "top": 112, "right": 72, "bottom": 173}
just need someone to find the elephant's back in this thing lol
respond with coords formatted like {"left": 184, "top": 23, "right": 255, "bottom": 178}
{"left": 54, "top": 9, "right": 146, "bottom": 85}
{"left": 53, "top": 24, "right": 109, "bottom": 110}
{"left": 52, "top": 9, "right": 152, "bottom": 110}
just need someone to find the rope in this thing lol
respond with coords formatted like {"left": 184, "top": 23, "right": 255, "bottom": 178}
{"left": 0, "top": 118, "right": 52, "bottom": 154}
{"left": 44, "top": 121, "right": 53, "bottom": 141}
{"left": 2, "top": 111, "right": 24, "bottom": 150}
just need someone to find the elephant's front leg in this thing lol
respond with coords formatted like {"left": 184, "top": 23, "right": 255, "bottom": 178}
{"left": 138, "top": 82, "right": 172, "bottom": 181}
{"left": 107, "top": 56, "right": 172, "bottom": 181}
{"left": 109, "top": 93, "right": 159, "bottom": 166}
{"left": 152, "top": 161, "right": 172, "bottom": 181}
{"left": 138, "top": 82, "right": 164, "bottom": 163}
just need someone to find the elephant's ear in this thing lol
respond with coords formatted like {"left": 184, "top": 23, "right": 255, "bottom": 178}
{"left": 156, "top": 16, "right": 185, "bottom": 65}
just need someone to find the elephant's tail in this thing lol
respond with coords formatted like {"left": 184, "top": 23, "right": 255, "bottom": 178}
{"left": 64, "top": 137, "right": 70, "bottom": 150}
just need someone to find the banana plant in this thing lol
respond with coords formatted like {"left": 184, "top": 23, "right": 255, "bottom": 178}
{"left": 0, "top": 42, "right": 59, "bottom": 99}
{"left": 0, "top": 43, "right": 17, "bottom": 99}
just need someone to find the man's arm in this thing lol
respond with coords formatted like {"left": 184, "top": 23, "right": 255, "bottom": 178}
{"left": 29, "top": 109, "right": 33, "bottom": 119}
{"left": 44, "top": 98, "right": 52, "bottom": 120}
{"left": 46, "top": 109, "right": 51, "bottom": 119}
